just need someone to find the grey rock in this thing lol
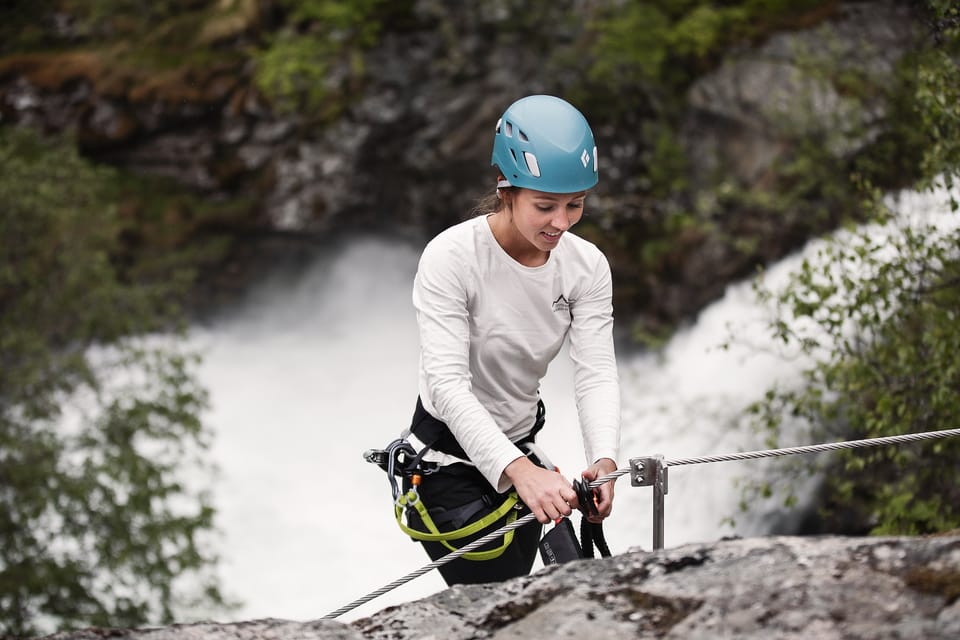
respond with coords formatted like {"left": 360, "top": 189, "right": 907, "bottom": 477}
{"left": 39, "top": 534, "right": 960, "bottom": 640}
{"left": 41, "top": 618, "right": 364, "bottom": 640}
{"left": 352, "top": 534, "right": 960, "bottom": 640}
{"left": 682, "top": 0, "right": 921, "bottom": 189}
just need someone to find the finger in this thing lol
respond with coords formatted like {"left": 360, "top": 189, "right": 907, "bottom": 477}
{"left": 598, "top": 488, "right": 613, "bottom": 507}
{"left": 588, "top": 485, "right": 611, "bottom": 516}
{"left": 544, "top": 504, "right": 562, "bottom": 522}
{"left": 585, "top": 501, "right": 611, "bottom": 521}
{"left": 596, "top": 479, "right": 614, "bottom": 500}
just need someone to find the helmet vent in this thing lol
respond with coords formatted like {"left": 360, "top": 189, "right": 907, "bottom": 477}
{"left": 523, "top": 152, "right": 541, "bottom": 178}
{"left": 593, "top": 146, "right": 598, "bottom": 172}
{"left": 504, "top": 122, "right": 514, "bottom": 137}
{"left": 518, "top": 130, "right": 529, "bottom": 142}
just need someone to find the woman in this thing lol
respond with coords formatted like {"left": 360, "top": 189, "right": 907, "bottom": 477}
{"left": 403, "top": 94, "right": 620, "bottom": 585}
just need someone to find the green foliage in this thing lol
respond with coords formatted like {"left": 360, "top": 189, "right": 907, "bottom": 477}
{"left": 0, "top": 1, "right": 249, "bottom": 74}
{"left": 733, "top": 1, "right": 960, "bottom": 535}
{"left": 2, "top": 1, "right": 216, "bottom": 44}
{"left": 281, "top": 0, "right": 386, "bottom": 41}
{"left": 254, "top": 32, "right": 334, "bottom": 114}
{"left": 253, "top": 0, "right": 388, "bottom": 114}
{"left": 76, "top": 0, "right": 210, "bottom": 32}
{"left": 0, "top": 127, "right": 231, "bottom": 635}
{"left": 589, "top": 3, "right": 672, "bottom": 92}
{"left": 912, "top": 47, "right": 960, "bottom": 198}
{"left": 584, "top": 0, "right": 960, "bottom": 344}
{"left": 745, "top": 206, "right": 960, "bottom": 534}
{"left": 587, "top": 0, "right": 833, "bottom": 100}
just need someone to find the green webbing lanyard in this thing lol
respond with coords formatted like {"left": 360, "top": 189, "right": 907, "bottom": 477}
{"left": 394, "top": 487, "right": 520, "bottom": 561}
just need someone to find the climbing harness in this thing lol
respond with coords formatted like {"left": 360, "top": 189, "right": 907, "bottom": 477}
{"left": 394, "top": 476, "right": 521, "bottom": 562}
{"left": 327, "top": 426, "right": 960, "bottom": 620}
{"left": 366, "top": 437, "right": 520, "bottom": 561}
{"left": 365, "top": 401, "right": 547, "bottom": 562}
{"left": 404, "top": 396, "right": 545, "bottom": 461}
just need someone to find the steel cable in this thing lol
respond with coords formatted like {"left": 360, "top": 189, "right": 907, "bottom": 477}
{"left": 322, "top": 511, "right": 539, "bottom": 619}
{"left": 323, "top": 427, "right": 960, "bottom": 619}
{"left": 663, "top": 428, "right": 960, "bottom": 467}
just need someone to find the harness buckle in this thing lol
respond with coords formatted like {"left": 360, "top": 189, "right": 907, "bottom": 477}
{"left": 364, "top": 438, "right": 437, "bottom": 476}
{"left": 363, "top": 448, "right": 388, "bottom": 467}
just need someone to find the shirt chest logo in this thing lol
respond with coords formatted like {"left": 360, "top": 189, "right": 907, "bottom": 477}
{"left": 552, "top": 294, "right": 573, "bottom": 313}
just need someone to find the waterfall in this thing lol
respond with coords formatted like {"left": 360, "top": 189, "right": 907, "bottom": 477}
{"left": 191, "top": 184, "right": 957, "bottom": 623}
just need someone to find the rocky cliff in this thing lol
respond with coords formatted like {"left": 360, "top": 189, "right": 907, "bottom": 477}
{"left": 40, "top": 533, "right": 960, "bottom": 640}
{"left": 0, "top": 1, "right": 932, "bottom": 335}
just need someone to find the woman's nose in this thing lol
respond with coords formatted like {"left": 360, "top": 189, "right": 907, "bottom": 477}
{"left": 551, "top": 211, "right": 571, "bottom": 231}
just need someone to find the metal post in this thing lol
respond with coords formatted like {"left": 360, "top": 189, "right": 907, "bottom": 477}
{"left": 630, "top": 454, "right": 668, "bottom": 550}
{"left": 652, "top": 458, "right": 667, "bottom": 549}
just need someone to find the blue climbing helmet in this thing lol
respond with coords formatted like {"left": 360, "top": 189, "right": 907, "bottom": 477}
{"left": 491, "top": 95, "right": 598, "bottom": 193}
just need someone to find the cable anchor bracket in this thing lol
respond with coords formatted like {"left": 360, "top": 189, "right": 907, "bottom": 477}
{"left": 629, "top": 455, "right": 668, "bottom": 550}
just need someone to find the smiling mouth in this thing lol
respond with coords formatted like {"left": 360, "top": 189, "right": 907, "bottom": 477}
{"left": 544, "top": 231, "right": 561, "bottom": 238}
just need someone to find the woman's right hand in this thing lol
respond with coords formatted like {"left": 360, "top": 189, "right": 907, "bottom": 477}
{"left": 504, "top": 456, "right": 579, "bottom": 523}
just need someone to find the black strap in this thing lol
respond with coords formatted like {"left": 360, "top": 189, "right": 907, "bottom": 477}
{"left": 580, "top": 518, "right": 611, "bottom": 559}
{"left": 410, "top": 396, "right": 546, "bottom": 460}
{"left": 573, "top": 478, "right": 611, "bottom": 559}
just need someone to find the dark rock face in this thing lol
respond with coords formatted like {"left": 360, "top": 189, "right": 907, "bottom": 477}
{"left": 0, "top": 2, "right": 923, "bottom": 232}
{"left": 683, "top": 1, "right": 921, "bottom": 191}
{"left": 40, "top": 534, "right": 960, "bottom": 640}
{"left": 0, "top": 1, "right": 930, "bottom": 331}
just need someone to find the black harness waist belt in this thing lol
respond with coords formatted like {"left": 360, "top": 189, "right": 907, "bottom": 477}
{"left": 410, "top": 396, "right": 546, "bottom": 460}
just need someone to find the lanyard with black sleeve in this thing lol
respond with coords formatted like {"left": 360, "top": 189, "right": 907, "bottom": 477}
{"left": 538, "top": 478, "right": 611, "bottom": 566}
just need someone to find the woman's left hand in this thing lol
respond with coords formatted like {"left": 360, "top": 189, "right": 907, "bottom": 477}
{"left": 580, "top": 458, "right": 618, "bottom": 523}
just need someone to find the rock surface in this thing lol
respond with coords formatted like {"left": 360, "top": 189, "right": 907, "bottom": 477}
{"left": 683, "top": 1, "right": 920, "bottom": 190}
{"left": 0, "top": 1, "right": 931, "bottom": 333}
{"left": 41, "top": 534, "right": 960, "bottom": 640}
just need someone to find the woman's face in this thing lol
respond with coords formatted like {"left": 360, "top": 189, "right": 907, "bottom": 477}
{"left": 505, "top": 188, "right": 586, "bottom": 253}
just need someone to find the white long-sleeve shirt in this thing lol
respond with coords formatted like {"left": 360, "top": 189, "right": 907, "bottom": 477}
{"left": 411, "top": 214, "right": 620, "bottom": 491}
